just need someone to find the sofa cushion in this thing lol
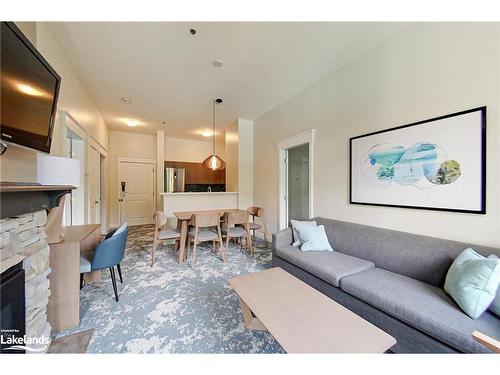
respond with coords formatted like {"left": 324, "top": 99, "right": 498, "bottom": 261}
{"left": 275, "top": 245, "right": 374, "bottom": 287}
{"left": 340, "top": 268, "right": 500, "bottom": 353}
{"left": 313, "top": 217, "right": 500, "bottom": 287}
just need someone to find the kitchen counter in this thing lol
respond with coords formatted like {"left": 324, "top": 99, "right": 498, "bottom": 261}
{"left": 162, "top": 191, "right": 239, "bottom": 226}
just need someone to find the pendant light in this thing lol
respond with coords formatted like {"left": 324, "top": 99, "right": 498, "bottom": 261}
{"left": 202, "top": 98, "right": 226, "bottom": 171}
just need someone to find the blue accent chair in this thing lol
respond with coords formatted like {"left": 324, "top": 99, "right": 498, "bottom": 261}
{"left": 80, "top": 227, "right": 128, "bottom": 301}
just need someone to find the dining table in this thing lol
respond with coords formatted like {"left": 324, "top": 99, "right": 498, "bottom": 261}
{"left": 173, "top": 208, "right": 249, "bottom": 264}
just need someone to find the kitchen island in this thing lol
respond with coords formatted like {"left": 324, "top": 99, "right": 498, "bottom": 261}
{"left": 161, "top": 192, "right": 239, "bottom": 226}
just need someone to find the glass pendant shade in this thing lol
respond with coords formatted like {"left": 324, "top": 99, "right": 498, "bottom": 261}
{"left": 202, "top": 154, "right": 226, "bottom": 170}
{"left": 203, "top": 99, "right": 226, "bottom": 171}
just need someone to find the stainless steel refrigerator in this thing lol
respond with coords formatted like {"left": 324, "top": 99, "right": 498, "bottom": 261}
{"left": 164, "top": 168, "right": 185, "bottom": 192}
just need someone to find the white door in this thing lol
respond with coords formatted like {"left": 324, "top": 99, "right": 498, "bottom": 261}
{"left": 88, "top": 145, "right": 101, "bottom": 224}
{"left": 118, "top": 160, "right": 155, "bottom": 226}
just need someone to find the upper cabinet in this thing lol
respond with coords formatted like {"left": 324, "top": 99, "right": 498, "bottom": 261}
{"left": 164, "top": 161, "right": 225, "bottom": 185}
{"left": 206, "top": 168, "right": 225, "bottom": 185}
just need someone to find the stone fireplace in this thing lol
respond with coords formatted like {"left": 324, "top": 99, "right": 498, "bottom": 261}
{"left": 0, "top": 184, "right": 73, "bottom": 353}
{"left": 1, "top": 210, "right": 51, "bottom": 352}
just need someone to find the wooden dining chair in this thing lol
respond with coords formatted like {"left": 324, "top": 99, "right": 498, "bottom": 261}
{"left": 151, "top": 211, "right": 181, "bottom": 267}
{"left": 223, "top": 211, "right": 253, "bottom": 255}
{"left": 187, "top": 213, "right": 226, "bottom": 269}
{"left": 247, "top": 207, "right": 267, "bottom": 243}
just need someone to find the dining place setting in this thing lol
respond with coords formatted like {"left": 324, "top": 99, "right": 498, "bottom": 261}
{"left": 150, "top": 207, "right": 267, "bottom": 269}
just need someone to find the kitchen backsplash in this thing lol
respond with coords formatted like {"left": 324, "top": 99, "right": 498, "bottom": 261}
{"left": 184, "top": 184, "right": 226, "bottom": 192}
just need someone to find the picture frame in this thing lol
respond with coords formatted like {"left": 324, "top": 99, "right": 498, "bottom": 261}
{"left": 349, "top": 107, "right": 486, "bottom": 214}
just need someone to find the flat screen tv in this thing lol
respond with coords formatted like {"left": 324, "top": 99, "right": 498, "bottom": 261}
{"left": 1, "top": 22, "right": 61, "bottom": 153}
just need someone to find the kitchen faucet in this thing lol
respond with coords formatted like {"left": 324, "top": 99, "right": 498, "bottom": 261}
{"left": 207, "top": 186, "right": 212, "bottom": 192}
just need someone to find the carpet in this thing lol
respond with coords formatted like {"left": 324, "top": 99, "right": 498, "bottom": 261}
{"left": 54, "top": 225, "right": 284, "bottom": 353}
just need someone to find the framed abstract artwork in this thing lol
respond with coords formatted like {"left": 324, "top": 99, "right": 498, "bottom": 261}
{"left": 350, "top": 107, "right": 486, "bottom": 214}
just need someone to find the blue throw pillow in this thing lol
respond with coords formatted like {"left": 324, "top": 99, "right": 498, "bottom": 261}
{"left": 487, "top": 254, "right": 500, "bottom": 317}
{"left": 444, "top": 248, "right": 500, "bottom": 319}
{"left": 296, "top": 225, "right": 333, "bottom": 252}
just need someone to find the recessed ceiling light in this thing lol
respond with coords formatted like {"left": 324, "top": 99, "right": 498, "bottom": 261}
{"left": 121, "top": 97, "right": 132, "bottom": 104}
{"left": 212, "top": 59, "right": 223, "bottom": 68}
{"left": 124, "top": 118, "right": 139, "bottom": 127}
{"left": 201, "top": 129, "right": 212, "bottom": 137}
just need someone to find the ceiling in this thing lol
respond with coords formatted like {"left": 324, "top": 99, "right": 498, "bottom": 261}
{"left": 48, "top": 22, "right": 409, "bottom": 139}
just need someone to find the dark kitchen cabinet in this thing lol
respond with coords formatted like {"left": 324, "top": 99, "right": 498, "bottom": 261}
{"left": 216, "top": 169, "right": 226, "bottom": 184}
{"left": 206, "top": 168, "right": 225, "bottom": 184}
{"left": 193, "top": 163, "right": 207, "bottom": 185}
{"left": 164, "top": 160, "right": 225, "bottom": 185}
{"left": 205, "top": 169, "right": 217, "bottom": 184}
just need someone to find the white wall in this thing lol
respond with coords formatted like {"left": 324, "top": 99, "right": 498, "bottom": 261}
{"left": 165, "top": 136, "right": 224, "bottom": 162}
{"left": 156, "top": 130, "right": 165, "bottom": 211}
{"left": 108, "top": 130, "right": 156, "bottom": 227}
{"left": 224, "top": 119, "right": 254, "bottom": 204}
{"left": 1, "top": 22, "right": 109, "bottom": 181}
{"left": 225, "top": 121, "right": 239, "bottom": 192}
{"left": 237, "top": 119, "right": 254, "bottom": 208}
{"left": 254, "top": 23, "right": 500, "bottom": 247}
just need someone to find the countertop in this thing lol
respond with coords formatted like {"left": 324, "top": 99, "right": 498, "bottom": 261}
{"left": 161, "top": 192, "right": 238, "bottom": 196}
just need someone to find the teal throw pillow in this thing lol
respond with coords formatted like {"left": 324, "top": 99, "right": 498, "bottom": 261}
{"left": 290, "top": 219, "right": 317, "bottom": 247}
{"left": 444, "top": 248, "right": 500, "bottom": 319}
{"left": 296, "top": 225, "right": 333, "bottom": 252}
{"left": 487, "top": 254, "right": 500, "bottom": 316}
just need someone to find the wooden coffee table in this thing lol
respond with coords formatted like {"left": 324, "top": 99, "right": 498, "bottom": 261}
{"left": 229, "top": 267, "right": 396, "bottom": 353}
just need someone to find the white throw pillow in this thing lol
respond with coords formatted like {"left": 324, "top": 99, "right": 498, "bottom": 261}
{"left": 112, "top": 222, "right": 128, "bottom": 237}
{"left": 290, "top": 220, "right": 317, "bottom": 247}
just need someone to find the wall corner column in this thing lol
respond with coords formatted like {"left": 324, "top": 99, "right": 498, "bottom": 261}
{"left": 156, "top": 130, "right": 165, "bottom": 211}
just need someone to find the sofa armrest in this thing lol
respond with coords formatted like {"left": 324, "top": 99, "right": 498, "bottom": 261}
{"left": 272, "top": 228, "right": 293, "bottom": 252}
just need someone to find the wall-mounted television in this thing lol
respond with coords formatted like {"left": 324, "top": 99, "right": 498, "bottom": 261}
{"left": 1, "top": 21, "right": 61, "bottom": 153}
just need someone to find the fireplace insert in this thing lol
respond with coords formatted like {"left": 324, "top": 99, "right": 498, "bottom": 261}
{"left": 0, "top": 262, "right": 25, "bottom": 354}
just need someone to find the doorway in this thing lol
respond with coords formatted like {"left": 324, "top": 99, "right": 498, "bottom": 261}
{"left": 287, "top": 144, "right": 310, "bottom": 221}
{"left": 88, "top": 145, "right": 102, "bottom": 225}
{"left": 117, "top": 158, "right": 155, "bottom": 226}
{"left": 277, "top": 129, "right": 315, "bottom": 230}
{"left": 62, "top": 113, "right": 87, "bottom": 226}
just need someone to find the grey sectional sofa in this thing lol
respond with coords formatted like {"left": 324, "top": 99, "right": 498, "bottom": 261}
{"left": 272, "top": 217, "right": 500, "bottom": 353}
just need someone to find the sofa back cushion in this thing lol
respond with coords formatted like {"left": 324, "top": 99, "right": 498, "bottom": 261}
{"left": 313, "top": 217, "right": 500, "bottom": 287}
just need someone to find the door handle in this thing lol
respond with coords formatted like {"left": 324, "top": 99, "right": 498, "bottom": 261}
{"left": 118, "top": 199, "right": 123, "bottom": 202}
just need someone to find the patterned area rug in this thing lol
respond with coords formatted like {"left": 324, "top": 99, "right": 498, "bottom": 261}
{"left": 54, "top": 225, "right": 284, "bottom": 353}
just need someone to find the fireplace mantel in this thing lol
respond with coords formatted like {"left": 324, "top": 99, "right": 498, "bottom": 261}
{"left": 0, "top": 183, "right": 75, "bottom": 219}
